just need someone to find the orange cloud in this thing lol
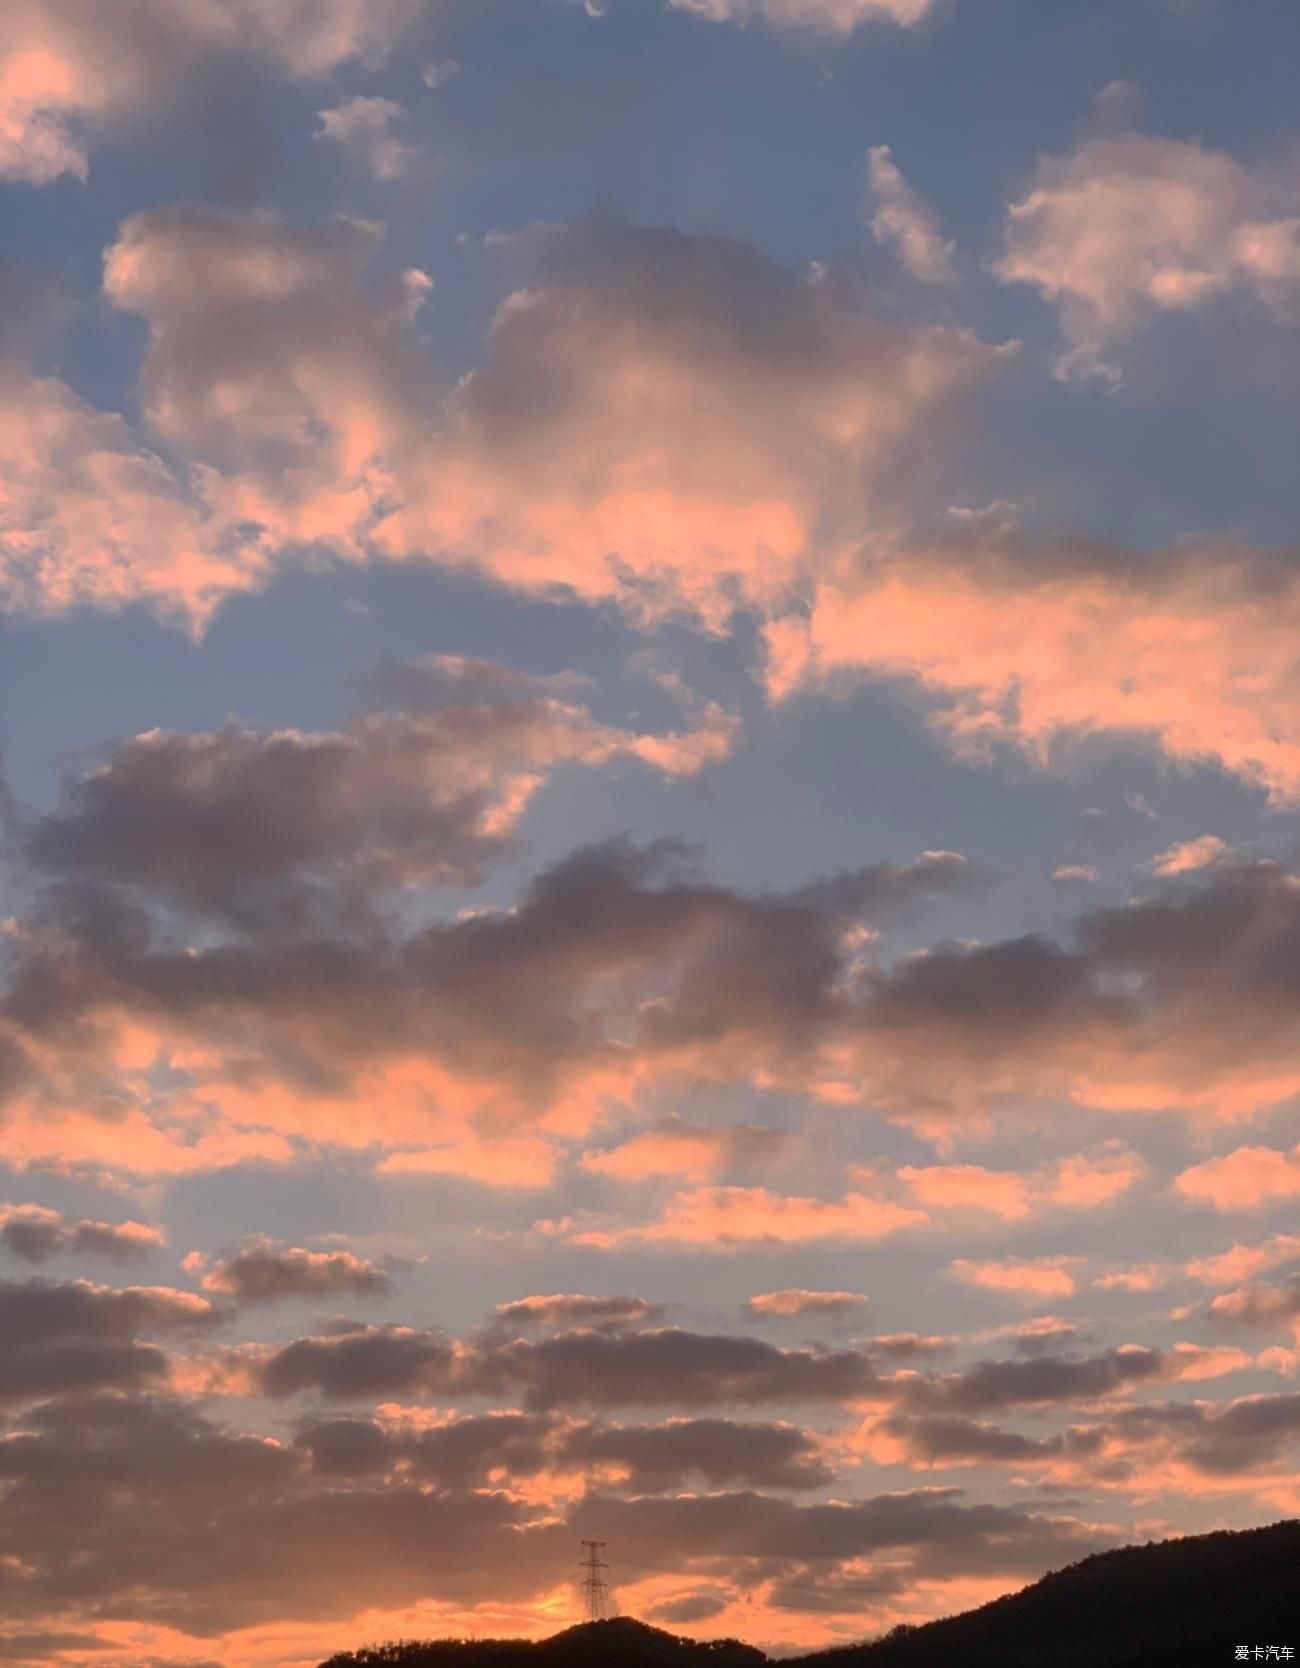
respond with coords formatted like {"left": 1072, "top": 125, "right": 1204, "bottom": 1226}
{"left": 949, "top": 1256, "right": 1085, "bottom": 1298}
{"left": 0, "top": 0, "right": 423, "bottom": 185}
{"left": 1092, "top": 1264, "right": 1172, "bottom": 1294}
{"left": 746, "top": 1289, "right": 870, "bottom": 1318}
{"left": 545, "top": 1185, "right": 926, "bottom": 1250}
{"left": 1148, "top": 836, "right": 1230, "bottom": 877}
{"left": 1187, "top": 1234, "right": 1300, "bottom": 1287}
{"left": 770, "top": 543, "right": 1300, "bottom": 805}
{"left": 581, "top": 1115, "right": 793, "bottom": 1182}
{"left": 897, "top": 1145, "right": 1142, "bottom": 1221}
{"left": 1175, "top": 1144, "right": 1300, "bottom": 1211}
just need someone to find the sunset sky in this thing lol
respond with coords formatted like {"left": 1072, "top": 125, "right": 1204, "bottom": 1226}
{"left": 2, "top": 2, "right": 1300, "bottom": 1664}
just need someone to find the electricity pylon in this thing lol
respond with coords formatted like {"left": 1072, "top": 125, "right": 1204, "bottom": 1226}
{"left": 579, "top": 1539, "right": 609, "bottom": 1622}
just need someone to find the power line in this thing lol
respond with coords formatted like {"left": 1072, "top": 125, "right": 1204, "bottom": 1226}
{"left": 579, "top": 1539, "right": 610, "bottom": 1622}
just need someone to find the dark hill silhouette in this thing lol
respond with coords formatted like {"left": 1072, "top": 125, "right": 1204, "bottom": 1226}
{"left": 319, "top": 1520, "right": 1300, "bottom": 1668}
{"left": 798, "top": 1518, "right": 1300, "bottom": 1668}
{"left": 319, "top": 1617, "right": 765, "bottom": 1668}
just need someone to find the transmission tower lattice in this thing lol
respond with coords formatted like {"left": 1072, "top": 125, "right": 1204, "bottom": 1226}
{"left": 579, "top": 1539, "right": 610, "bottom": 1622}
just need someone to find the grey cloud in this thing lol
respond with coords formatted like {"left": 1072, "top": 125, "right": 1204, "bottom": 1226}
{"left": 19, "top": 812, "right": 1300, "bottom": 1131}
{"left": 1208, "top": 1278, "right": 1300, "bottom": 1328}
{"left": 879, "top": 1413, "right": 1104, "bottom": 1465}
{"left": 898, "top": 1347, "right": 1168, "bottom": 1414}
{"left": 257, "top": 1326, "right": 456, "bottom": 1401}
{"left": 258, "top": 1321, "right": 883, "bottom": 1409}
{"left": 22, "top": 673, "right": 724, "bottom": 929}
{"left": 0, "top": 0, "right": 426, "bottom": 186}
{"left": 1179, "top": 1392, "right": 1300, "bottom": 1476}
{"left": 466, "top": 1327, "right": 885, "bottom": 1412}
{"left": 0, "top": 1384, "right": 1129, "bottom": 1640}
{"left": 645, "top": 1593, "right": 731, "bottom": 1624}
{"left": 0, "top": 1278, "right": 224, "bottom": 1405}
{"left": 493, "top": 1294, "right": 666, "bottom": 1327}
{"left": 0, "top": 1204, "right": 163, "bottom": 1265}
{"left": 296, "top": 1411, "right": 557, "bottom": 1488}
{"left": 1093, "top": 1393, "right": 1300, "bottom": 1479}
{"left": 573, "top": 1486, "right": 1115, "bottom": 1580}
{"left": 0, "top": 1392, "right": 569, "bottom": 1635}
{"left": 1, "top": 833, "right": 983, "bottom": 1117}
{"left": 0, "top": 1635, "right": 113, "bottom": 1664}
{"left": 560, "top": 1417, "right": 833, "bottom": 1490}
{"left": 197, "top": 1240, "right": 396, "bottom": 1306}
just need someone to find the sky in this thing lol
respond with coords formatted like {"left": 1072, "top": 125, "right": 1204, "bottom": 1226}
{"left": 1, "top": 1, "right": 1300, "bottom": 1664}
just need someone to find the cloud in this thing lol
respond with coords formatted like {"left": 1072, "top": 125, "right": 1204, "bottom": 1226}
{"left": 949, "top": 1257, "right": 1085, "bottom": 1299}
{"left": 0, "top": 833, "right": 986, "bottom": 1150}
{"left": 872, "top": 1411, "right": 1098, "bottom": 1468}
{"left": 1052, "top": 864, "right": 1097, "bottom": 886}
{"left": 0, "top": 362, "right": 257, "bottom": 627}
{"left": 747, "top": 1289, "right": 870, "bottom": 1319}
{"left": 1176, "top": 1144, "right": 1300, "bottom": 1211}
{"left": 100, "top": 204, "right": 431, "bottom": 579}
{"left": 1172, "top": 1391, "right": 1300, "bottom": 1476}
{"left": 1092, "top": 1263, "right": 1171, "bottom": 1294}
{"left": 581, "top": 1114, "right": 795, "bottom": 1181}
{"left": 0, "top": 1277, "right": 224, "bottom": 1405}
{"left": 0, "top": 1203, "right": 163, "bottom": 1264}
{"left": 0, "top": 1391, "right": 569, "bottom": 1635}
{"left": 873, "top": 1387, "right": 1300, "bottom": 1496}
{"left": 993, "top": 133, "right": 1300, "bottom": 382}
{"left": 257, "top": 1325, "right": 457, "bottom": 1401}
{"left": 545, "top": 1183, "right": 926, "bottom": 1250}
{"left": 315, "top": 95, "right": 431, "bottom": 181}
{"left": 576, "top": 1484, "right": 1113, "bottom": 1584}
{"left": 257, "top": 1322, "right": 885, "bottom": 1410}
{"left": 19, "top": 822, "right": 1300, "bottom": 1178}
{"left": 664, "top": 0, "right": 941, "bottom": 37}
{"left": 561, "top": 1416, "right": 833, "bottom": 1490}
{"left": 378, "top": 219, "right": 1003, "bottom": 631}
{"left": 1148, "top": 835, "right": 1229, "bottom": 877}
{"left": 769, "top": 535, "right": 1300, "bottom": 805}
{"left": 1187, "top": 1234, "right": 1300, "bottom": 1287}
{"left": 1205, "top": 1279, "right": 1300, "bottom": 1332}
{"left": 896, "top": 1343, "right": 1247, "bottom": 1415}
{"left": 36, "top": 208, "right": 1001, "bottom": 634}
{"left": 899, "top": 1144, "right": 1143, "bottom": 1222}
{"left": 0, "top": 207, "right": 995, "bottom": 709}
{"left": 866, "top": 146, "right": 958, "bottom": 286}
{"left": 22, "top": 666, "right": 736, "bottom": 926}
{"left": 191, "top": 1239, "right": 397, "bottom": 1306}
{"left": 0, "top": 0, "right": 424, "bottom": 184}
{"left": 493, "top": 1294, "right": 665, "bottom": 1327}
{"left": 0, "top": 1381, "right": 1126, "bottom": 1646}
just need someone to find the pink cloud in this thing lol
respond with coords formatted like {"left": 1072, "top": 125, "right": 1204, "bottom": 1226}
{"left": 949, "top": 1256, "right": 1085, "bottom": 1298}
{"left": 666, "top": 0, "right": 940, "bottom": 37}
{"left": 545, "top": 1184, "right": 926, "bottom": 1250}
{"left": 993, "top": 133, "right": 1300, "bottom": 381}
{"left": 896, "top": 1145, "right": 1143, "bottom": 1222}
{"left": 1148, "top": 836, "right": 1230, "bottom": 877}
{"left": 768, "top": 542, "right": 1300, "bottom": 805}
{"left": 746, "top": 1289, "right": 870, "bottom": 1318}
{"left": 581, "top": 1115, "right": 793, "bottom": 1182}
{"left": 1175, "top": 1144, "right": 1300, "bottom": 1211}
{"left": 1187, "top": 1234, "right": 1300, "bottom": 1287}
{"left": 1092, "top": 1264, "right": 1172, "bottom": 1294}
{"left": 0, "top": 0, "right": 423, "bottom": 184}
{"left": 866, "top": 145, "right": 958, "bottom": 286}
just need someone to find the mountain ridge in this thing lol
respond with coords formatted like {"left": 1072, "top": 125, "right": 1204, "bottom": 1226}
{"left": 318, "top": 1518, "right": 1300, "bottom": 1668}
